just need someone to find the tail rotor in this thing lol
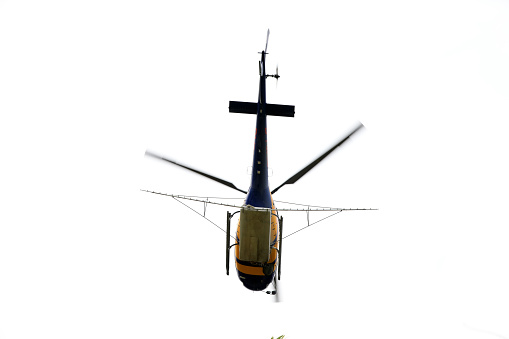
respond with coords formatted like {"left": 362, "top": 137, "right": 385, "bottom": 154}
{"left": 267, "top": 64, "right": 280, "bottom": 83}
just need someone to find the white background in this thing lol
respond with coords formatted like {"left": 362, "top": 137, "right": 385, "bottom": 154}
{"left": 1, "top": 1, "right": 509, "bottom": 338}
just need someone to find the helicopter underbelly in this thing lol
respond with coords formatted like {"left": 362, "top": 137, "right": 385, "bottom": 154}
{"left": 237, "top": 269, "right": 275, "bottom": 291}
{"left": 235, "top": 206, "right": 279, "bottom": 291}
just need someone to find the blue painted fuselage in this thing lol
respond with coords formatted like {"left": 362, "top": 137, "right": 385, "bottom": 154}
{"left": 235, "top": 50, "right": 279, "bottom": 292}
{"left": 245, "top": 51, "right": 272, "bottom": 209}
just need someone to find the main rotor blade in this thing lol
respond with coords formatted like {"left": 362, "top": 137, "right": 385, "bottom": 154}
{"left": 145, "top": 150, "right": 247, "bottom": 194}
{"left": 271, "top": 123, "right": 364, "bottom": 194}
{"left": 265, "top": 29, "right": 270, "bottom": 53}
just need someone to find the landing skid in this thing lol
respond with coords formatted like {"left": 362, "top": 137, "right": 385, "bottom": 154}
{"left": 225, "top": 210, "right": 240, "bottom": 275}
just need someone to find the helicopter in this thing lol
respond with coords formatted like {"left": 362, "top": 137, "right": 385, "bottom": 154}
{"left": 142, "top": 30, "right": 374, "bottom": 298}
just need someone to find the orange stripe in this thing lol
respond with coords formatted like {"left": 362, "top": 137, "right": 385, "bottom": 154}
{"left": 235, "top": 248, "right": 278, "bottom": 276}
{"left": 236, "top": 262, "right": 264, "bottom": 275}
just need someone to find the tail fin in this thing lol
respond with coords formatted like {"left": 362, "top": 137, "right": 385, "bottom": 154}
{"left": 229, "top": 101, "right": 295, "bottom": 118}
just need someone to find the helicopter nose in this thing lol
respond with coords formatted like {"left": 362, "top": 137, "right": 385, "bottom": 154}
{"left": 238, "top": 270, "right": 273, "bottom": 291}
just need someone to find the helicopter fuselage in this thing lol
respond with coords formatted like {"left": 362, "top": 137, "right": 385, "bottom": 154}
{"left": 233, "top": 50, "right": 279, "bottom": 291}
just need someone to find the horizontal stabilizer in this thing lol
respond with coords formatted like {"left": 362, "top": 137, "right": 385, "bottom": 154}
{"left": 229, "top": 101, "right": 295, "bottom": 117}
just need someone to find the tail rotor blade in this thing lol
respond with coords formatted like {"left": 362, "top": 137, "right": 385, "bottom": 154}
{"left": 276, "top": 64, "right": 279, "bottom": 87}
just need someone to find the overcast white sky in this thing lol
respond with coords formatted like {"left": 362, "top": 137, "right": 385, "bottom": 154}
{"left": 1, "top": 0, "right": 509, "bottom": 338}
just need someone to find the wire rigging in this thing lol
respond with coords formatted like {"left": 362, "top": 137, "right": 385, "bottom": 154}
{"left": 171, "top": 194, "right": 245, "bottom": 201}
{"left": 274, "top": 199, "right": 339, "bottom": 209}
{"left": 142, "top": 190, "right": 372, "bottom": 212}
{"left": 142, "top": 190, "right": 372, "bottom": 240}
{"left": 283, "top": 211, "right": 342, "bottom": 239}
{"left": 174, "top": 193, "right": 345, "bottom": 240}
{"left": 172, "top": 196, "right": 236, "bottom": 240}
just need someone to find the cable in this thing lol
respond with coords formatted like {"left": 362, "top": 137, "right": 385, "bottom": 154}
{"left": 173, "top": 194, "right": 244, "bottom": 201}
{"left": 172, "top": 197, "right": 236, "bottom": 240}
{"left": 274, "top": 199, "right": 338, "bottom": 209}
{"left": 283, "top": 211, "right": 342, "bottom": 239}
